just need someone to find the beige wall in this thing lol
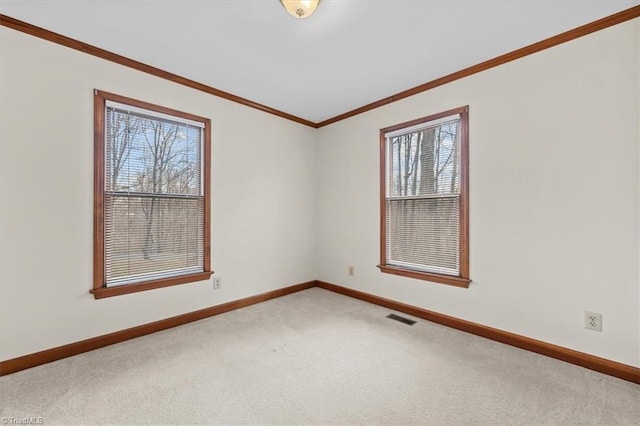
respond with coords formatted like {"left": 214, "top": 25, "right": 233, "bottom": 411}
{"left": 2, "top": 18, "right": 639, "bottom": 368}
{"left": 316, "top": 19, "right": 640, "bottom": 366}
{"left": 0, "top": 28, "right": 318, "bottom": 360}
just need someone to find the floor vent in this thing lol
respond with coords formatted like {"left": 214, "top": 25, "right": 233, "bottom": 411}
{"left": 386, "top": 313, "right": 416, "bottom": 325}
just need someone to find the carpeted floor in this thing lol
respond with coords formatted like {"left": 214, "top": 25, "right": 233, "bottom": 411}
{"left": 1, "top": 288, "right": 638, "bottom": 425}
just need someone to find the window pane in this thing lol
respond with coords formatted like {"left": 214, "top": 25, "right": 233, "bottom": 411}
{"left": 105, "top": 194, "right": 204, "bottom": 285}
{"left": 103, "top": 104, "right": 205, "bottom": 288}
{"left": 388, "top": 119, "right": 460, "bottom": 197}
{"left": 386, "top": 197, "right": 460, "bottom": 274}
{"left": 105, "top": 108, "right": 202, "bottom": 196}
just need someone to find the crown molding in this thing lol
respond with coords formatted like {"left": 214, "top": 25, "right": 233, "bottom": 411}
{"left": 0, "top": 14, "right": 317, "bottom": 128}
{"left": 2, "top": 5, "right": 639, "bottom": 127}
{"left": 315, "top": 5, "right": 640, "bottom": 127}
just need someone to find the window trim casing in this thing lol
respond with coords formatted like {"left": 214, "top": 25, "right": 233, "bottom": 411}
{"left": 92, "top": 90, "right": 213, "bottom": 299}
{"left": 377, "top": 106, "right": 470, "bottom": 288}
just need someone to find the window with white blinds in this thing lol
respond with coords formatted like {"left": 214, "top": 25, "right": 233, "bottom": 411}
{"left": 93, "top": 91, "right": 212, "bottom": 298}
{"left": 379, "top": 107, "right": 470, "bottom": 287}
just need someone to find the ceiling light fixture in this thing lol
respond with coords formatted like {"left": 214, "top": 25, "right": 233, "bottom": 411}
{"left": 280, "top": 0, "right": 320, "bottom": 19}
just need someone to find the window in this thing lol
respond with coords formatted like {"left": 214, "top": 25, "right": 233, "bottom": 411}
{"left": 92, "top": 90, "right": 212, "bottom": 299}
{"left": 378, "top": 106, "right": 470, "bottom": 287}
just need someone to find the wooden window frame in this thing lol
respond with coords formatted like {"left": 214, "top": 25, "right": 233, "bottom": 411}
{"left": 92, "top": 90, "right": 213, "bottom": 299}
{"left": 378, "top": 106, "right": 470, "bottom": 288}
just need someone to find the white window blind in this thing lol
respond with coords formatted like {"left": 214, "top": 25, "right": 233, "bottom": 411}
{"left": 384, "top": 114, "right": 461, "bottom": 276}
{"left": 104, "top": 102, "right": 205, "bottom": 287}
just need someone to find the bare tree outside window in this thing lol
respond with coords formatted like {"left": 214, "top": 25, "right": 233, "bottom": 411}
{"left": 93, "top": 90, "right": 212, "bottom": 299}
{"left": 104, "top": 106, "right": 204, "bottom": 285}
{"left": 379, "top": 107, "right": 470, "bottom": 287}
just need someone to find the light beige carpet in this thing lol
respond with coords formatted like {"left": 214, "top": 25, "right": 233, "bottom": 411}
{"left": 0, "top": 288, "right": 638, "bottom": 425}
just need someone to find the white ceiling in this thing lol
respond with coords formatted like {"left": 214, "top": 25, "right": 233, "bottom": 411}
{"left": 1, "top": 0, "right": 638, "bottom": 123}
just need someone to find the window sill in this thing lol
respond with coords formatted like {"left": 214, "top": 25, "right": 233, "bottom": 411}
{"left": 377, "top": 265, "right": 470, "bottom": 288}
{"left": 91, "top": 271, "right": 214, "bottom": 299}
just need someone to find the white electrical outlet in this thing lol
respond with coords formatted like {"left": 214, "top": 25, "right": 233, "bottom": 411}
{"left": 213, "top": 276, "right": 222, "bottom": 290}
{"left": 348, "top": 266, "right": 354, "bottom": 277}
{"left": 585, "top": 311, "right": 602, "bottom": 332}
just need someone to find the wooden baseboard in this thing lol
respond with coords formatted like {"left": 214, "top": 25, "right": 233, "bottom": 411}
{"left": 0, "top": 281, "right": 316, "bottom": 376}
{"left": 315, "top": 281, "right": 640, "bottom": 384}
{"left": 3, "top": 279, "right": 638, "bottom": 384}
